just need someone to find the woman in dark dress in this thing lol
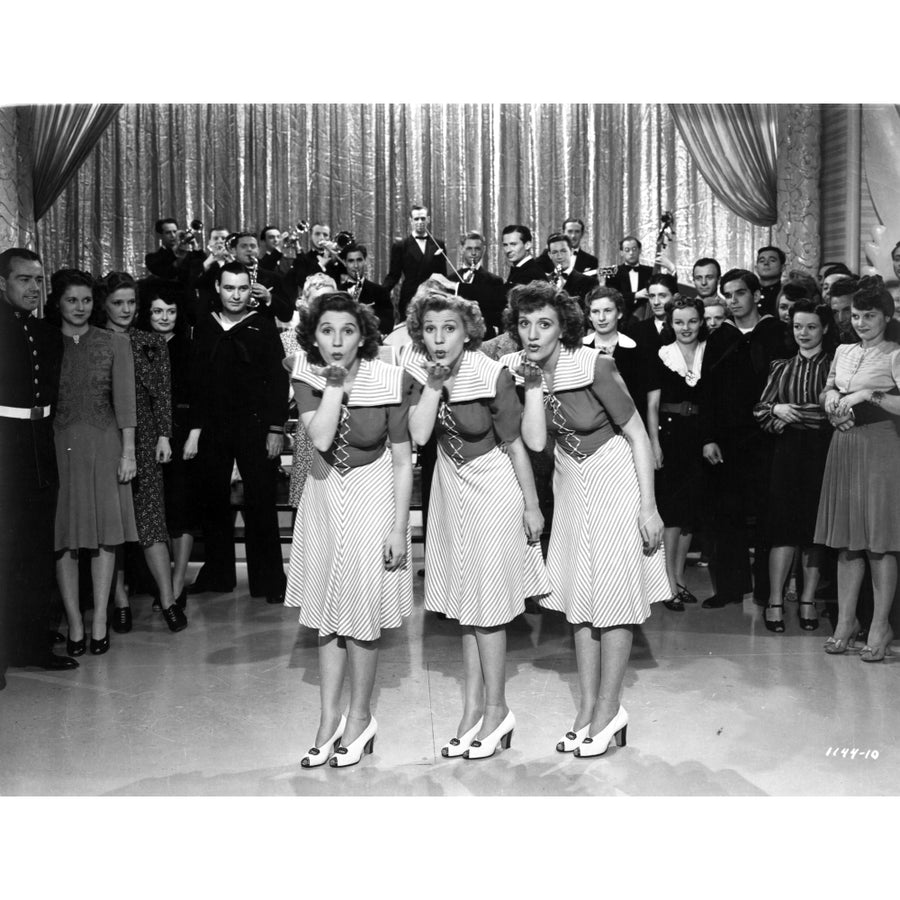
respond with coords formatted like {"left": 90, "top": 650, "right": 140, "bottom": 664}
{"left": 582, "top": 285, "right": 644, "bottom": 415}
{"left": 95, "top": 272, "right": 187, "bottom": 634}
{"left": 138, "top": 279, "right": 199, "bottom": 609}
{"left": 645, "top": 297, "right": 707, "bottom": 611}
{"left": 753, "top": 300, "right": 835, "bottom": 633}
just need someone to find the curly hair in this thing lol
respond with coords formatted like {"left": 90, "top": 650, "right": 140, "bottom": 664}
{"left": 91, "top": 271, "right": 137, "bottom": 327}
{"left": 503, "top": 280, "right": 584, "bottom": 350}
{"left": 789, "top": 299, "right": 838, "bottom": 354}
{"left": 295, "top": 291, "right": 382, "bottom": 364}
{"left": 45, "top": 268, "right": 94, "bottom": 328}
{"left": 586, "top": 284, "right": 625, "bottom": 315}
{"left": 852, "top": 275, "right": 894, "bottom": 317}
{"left": 135, "top": 277, "right": 188, "bottom": 336}
{"left": 660, "top": 296, "right": 709, "bottom": 345}
{"left": 405, "top": 281, "right": 485, "bottom": 352}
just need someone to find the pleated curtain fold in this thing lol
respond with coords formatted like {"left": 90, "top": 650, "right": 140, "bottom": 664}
{"left": 668, "top": 103, "right": 779, "bottom": 228}
{"left": 27, "top": 104, "right": 121, "bottom": 221}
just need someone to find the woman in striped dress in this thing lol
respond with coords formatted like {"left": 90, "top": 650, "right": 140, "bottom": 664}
{"left": 285, "top": 292, "right": 414, "bottom": 768}
{"left": 404, "top": 285, "right": 549, "bottom": 760}
{"left": 502, "top": 281, "right": 667, "bottom": 758}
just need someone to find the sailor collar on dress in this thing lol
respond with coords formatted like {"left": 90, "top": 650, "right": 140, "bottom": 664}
{"left": 401, "top": 347, "right": 502, "bottom": 402}
{"left": 658, "top": 340, "right": 706, "bottom": 386}
{"left": 499, "top": 345, "right": 598, "bottom": 392}
{"left": 291, "top": 351, "right": 404, "bottom": 407}
{"left": 212, "top": 310, "right": 258, "bottom": 331}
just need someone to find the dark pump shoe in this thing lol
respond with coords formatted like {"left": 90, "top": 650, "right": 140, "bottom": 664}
{"left": 111, "top": 606, "right": 132, "bottom": 634}
{"left": 49, "top": 630, "right": 66, "bottom": 646}
{"left": 89, "top": 632, "right": 110, "bottom": 655}
{"left": 162, "top": 604, "right": 188, "bottom": 633}
{"left": 32, "top": 653, "right": 79, "bottom": 671}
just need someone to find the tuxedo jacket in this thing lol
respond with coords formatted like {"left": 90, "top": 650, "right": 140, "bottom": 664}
{"left": 338, "top": 277, "right": 395, "bottom": 336}
{"left": 283, "top": 250, "right": 345, "bottom": 299}
{"left": 606, "top": 263, "right": 654, "bottom": 318}
{"left": 505, "top": 257, "right": 548, "bottom": 289}
{"left": 383, "top": 235, "right": 448, "bottom": 316}
{"left": 561, "top": 269, "right": 597, "bottom": 302}
{"left": 538, "top": 247, "right": 600, "bottom": 274}
{"left": 194, "top": 264, "right": 292, "bottom": 322}
{"left": 455, "top": 268, "right": 507, "bottom": 338}
{"left": 258, "top": 249, "right": 283, "bottom": 272}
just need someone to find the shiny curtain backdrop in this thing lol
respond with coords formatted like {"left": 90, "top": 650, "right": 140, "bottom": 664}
{"left": 37, "top": 103, "right": 771, "bottom": 282}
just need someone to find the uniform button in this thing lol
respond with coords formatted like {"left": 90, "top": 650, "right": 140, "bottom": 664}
{"left": 28, "top": 336, "right": 34, "bottom": 342}
{"left": 34, "top": 378, "right": 39, "bottom": 384}
{"left": 35, "top": 364, "right": 40, "bottom": 370}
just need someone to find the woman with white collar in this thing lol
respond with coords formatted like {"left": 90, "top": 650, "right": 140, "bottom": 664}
{"left": 583, "top": 286, "right": 644, "bottom": 417}
{"left": 502, "top": 282, "right": 667, "bottom": 758}
{"left": 285, "top": 291, "right": 414, "bottom": 768}
{"left": 646, "top": 297, "right": 708, "bottom": 611}
{"left": 404, "top": 285, "right": 549, "bottom": 760}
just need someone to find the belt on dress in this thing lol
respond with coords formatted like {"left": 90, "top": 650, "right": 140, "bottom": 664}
{"left": 660, "top": 401, "right": 699, "bottom": 416}
{"left": 0, "top": 404, "right": 50, "bottom": 420}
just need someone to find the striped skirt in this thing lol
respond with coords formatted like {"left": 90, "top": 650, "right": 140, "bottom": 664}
{"left": 285, "top": 446, "right": 413, "bottom": 641}
{"left": 542, "top": 435, "right": 668, "bottom": 627}
{"left": 425, "top": 443, "right": 550, "bottom": 627}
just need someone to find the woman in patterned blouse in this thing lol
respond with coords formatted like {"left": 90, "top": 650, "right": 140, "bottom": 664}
{"left": 753, "top": 300, "right": 836, "bottom": 633}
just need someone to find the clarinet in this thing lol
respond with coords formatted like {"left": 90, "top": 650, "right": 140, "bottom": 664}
{"left": 350, "top": 275, "right": 363, "bottom": 300}
{"left": 550, "top": 264, "right": 566, "bottom": 292}
{"left": 247, "top": 261, "right": 260, "bottom": 308}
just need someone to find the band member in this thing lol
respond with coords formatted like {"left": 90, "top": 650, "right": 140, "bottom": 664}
{"left": 145, "top": 217, "right": 201, "bottom": 283}
{"left": 543, "top": 233, "right": 596, "bottom": 301}
{"left": 502, "top": 225, "right": 546, "bottom": 288}
{"left": 282, "top": 221, "right": 345, "bottom": 293}
{"left": 0, "top": 249, "right": 76, "bottom": 688}
{"left": 258, "top": 225, "right": 283, "bottom": 272}
{"left": 606, "top": 235, "right": 653, "bottom": 322}
{"left": 383, "top": 205, "right": 448, "bottom": 320}
{"left": 691, "top": 258, "right": 722, "bottom": 305}
{"left": 187, "top": 263, "right": 289, "bottom": 603}
{"left": 339, "top": 242, "right": 394, "bottom": 336}
{"left": 538, "top": 217, "right": 600, "bottom": 274}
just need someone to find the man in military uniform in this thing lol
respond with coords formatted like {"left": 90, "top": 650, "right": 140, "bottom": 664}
{"left": 0, "top": 248, "right": 78, "bottom": 690}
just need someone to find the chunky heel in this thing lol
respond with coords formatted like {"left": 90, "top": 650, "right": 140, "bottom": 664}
{"left": 615, "top": 724, "right": 627, "bottom": 747}
{"left": 574, "top": 705, "right": 629, "bottom": 758}
{"left": 500, "top": 730, "right": 513, "bottom": 750}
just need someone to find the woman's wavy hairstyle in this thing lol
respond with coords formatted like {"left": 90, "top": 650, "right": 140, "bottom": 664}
{"left": 295, "top": 291, "right": 382, "bottom": 364}
{"left": 852, "top": 275, "right": 900, "bottom": 340}
{"left": 134, "top": 277, "right": 189, "bottom": 336}
{"left": 788, "top": 298, "right": 838, "bottom": 354}
{"left": 660, "top": 296, "right": 709, "bottom": 345}
{"left": 503, "top": 280, "right": 584, "bottom": 350}
{"left": 45, "top": 268, "right": 94, "bottom": 328}
{"left": 405, "top": 280, "right": 485, "bottom": 352}
{"left": 90, "top": 271, "right": 137, "bottom": 327}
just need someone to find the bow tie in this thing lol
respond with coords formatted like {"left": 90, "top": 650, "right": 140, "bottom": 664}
{"left": 628, "top": 266, "right": 640, "bottom": 272}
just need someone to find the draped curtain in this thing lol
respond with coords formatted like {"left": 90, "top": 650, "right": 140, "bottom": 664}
{"left": 26, "top": 104, "right": 122, "bottom": 221}
{"left": 668, "top": 103, "right": 779, "bottom": 227}
{"left": 37, "top": 104, "right": 771, "bottom": 281}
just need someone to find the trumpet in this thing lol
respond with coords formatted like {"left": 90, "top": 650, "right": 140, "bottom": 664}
{"left": 583, "top": 265, "right": 619, "bottom": 278}
{"left": 549, "top": 263, "right": 567, "bottom": 291}
{"left": 282, "top": 220, "right": 310, "bottom": 251}
{"left": 177, "top": 218, "right": 203, "bottom": 250}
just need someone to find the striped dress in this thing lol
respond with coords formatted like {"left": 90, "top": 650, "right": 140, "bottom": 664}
{"left": 403, "top": 348, "right": 550, "bottom": 627}
{"left": 284, "top": 353, "right": 414, "bottom": 640}
{"left": 501, "top": 346, "right": 668, "bottom": 627}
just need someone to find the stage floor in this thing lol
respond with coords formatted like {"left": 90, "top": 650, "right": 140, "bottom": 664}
{"left": 2, "top": 554, "right": 898, "bottom": 798}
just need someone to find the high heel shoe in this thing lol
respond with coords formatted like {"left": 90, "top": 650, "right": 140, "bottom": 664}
{"left": 463, "top": 710, "right": 515, "bottom": 760}
{"left": 441, "top": 717, "right": 483, "bottom": 758}
{"left": 676, "top": 584, "right": 697, "bottom": 604}
{"left": 161, "top": 604, "right": 188, "bottom": 633}
{"left": 574, "top": 705, "right": 628, "bottom": 758}
{"left": 66, "top": 635, "right": 86, "bottom": 657}
{"left": 824, "top": 626, "right": 860, "bottom": 655}
{"left": 89, "top": 630, "right": 110, "bottom": 655}
{"left": 763, "top": 603, "right": 785, "bottom": 633}
{"left": 798, "top": 602, "right": 819, "bottom": 632}
{"left": 329, "top": 716, "right": 377, "bottom": 768}
{"left": 556, "top": 723, "right": 590, "bottom": 753}
{"left": 111, "top": 606, "right": 132, "bottom": 634}
{"left": 663, "top": 595, "right": 685, "bottom": 612}
{"left": 860, "top": 629, "right": 894, "bottom": 663}
{"left": 301, "top": 715, "right": 347, "bottom": 768}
